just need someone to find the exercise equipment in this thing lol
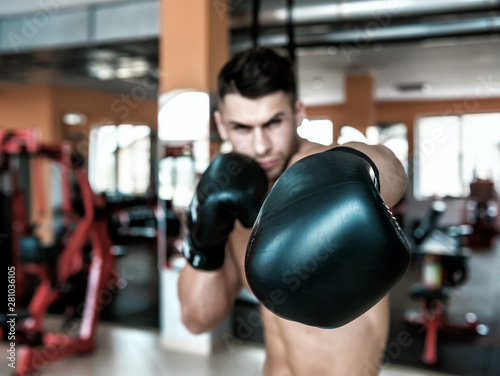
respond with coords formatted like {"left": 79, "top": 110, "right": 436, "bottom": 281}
{"left": 0, "top": 129, "right": 120, "bottom": 375}
{"left": 462, "top": 178, "right": 499, "bottom": 248}
{"left": 405, "top": 199, "right": 489, "bottom": 365}
{"left": 107, "top": 195, "right": 158, "bottom": 241}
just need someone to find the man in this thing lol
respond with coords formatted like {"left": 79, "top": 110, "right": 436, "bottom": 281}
{"left": 178, "top": 47, "right": 408, "bottom": 375}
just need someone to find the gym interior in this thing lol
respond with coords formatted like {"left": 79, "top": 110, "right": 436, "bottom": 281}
{"left": 1, "top": 1, "right": 500, "bottom": 375}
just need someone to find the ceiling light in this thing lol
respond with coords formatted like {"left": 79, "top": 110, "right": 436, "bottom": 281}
{"left": 421, "top": 83, "right": 433, "bottom": 94}
{"left": 87, "top": 61, "right": 115, "bottom": 80}
{"left": 88, "top": 58, "right": 151, "bottom": 81}
{"left": 62, "top": 112, "right": 87, "bottom": 126}
{"left": 312, "top": 78, "right": 324, "bottom": 89}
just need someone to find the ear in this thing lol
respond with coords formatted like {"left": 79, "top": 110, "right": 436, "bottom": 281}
{"left": 214, "top": 110, "right": 229, "bottom": 141}
{"left": 294, "top": 99, "right": 306, "bottom": 128}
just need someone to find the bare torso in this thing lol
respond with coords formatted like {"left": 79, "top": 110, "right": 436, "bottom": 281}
{"left": 228, "top": 222, "right": 389, "bottom": 376}
{"left": 226, "top": 140, "right": 391, "bottom": 376}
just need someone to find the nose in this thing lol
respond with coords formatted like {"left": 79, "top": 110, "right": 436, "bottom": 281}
{"left": 253, "top": 128, "right": 272, "bottom": 157}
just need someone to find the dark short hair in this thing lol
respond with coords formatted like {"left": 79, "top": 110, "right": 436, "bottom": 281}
{"left": 217, "top": 47, "right": 296, "bottom": 106}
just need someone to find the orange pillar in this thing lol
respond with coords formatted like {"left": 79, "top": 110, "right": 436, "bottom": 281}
{"left": 344, "top": 73, "right": 375, "bottom": 133}
{"left": 158, "top": 1, "right": 230, "bottom": 356}
{"left": 0, "top": 85, "right": 62, "bottom": 243}
{"left": 160, "top": 0, "right": 229, "bottom": 95}
{"left": 0, "top": 85, "right": 59, "bottom": 141}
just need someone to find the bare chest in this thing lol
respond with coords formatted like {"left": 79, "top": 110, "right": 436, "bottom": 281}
{"left": 227, "top": 220, "right": 253, "bottom": 291}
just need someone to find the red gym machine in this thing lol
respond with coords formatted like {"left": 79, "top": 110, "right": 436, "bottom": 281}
{"left": 405, "top": 200, "right": 488, "bottom": 365}
{"left": 0, "top": 129, "right": 117, "bottom": 375}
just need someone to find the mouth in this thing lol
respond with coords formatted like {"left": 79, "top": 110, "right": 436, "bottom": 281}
{"left": 258, "top": 159, "right": 278, "bottom": 170}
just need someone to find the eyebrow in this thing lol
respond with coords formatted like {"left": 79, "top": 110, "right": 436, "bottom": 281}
{"left": 228, "top": 111, "right": 286, "bottom": 129}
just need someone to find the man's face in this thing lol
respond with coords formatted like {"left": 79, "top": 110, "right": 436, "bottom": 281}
{"left": 215, "top": 91, "right": 305, "bottom": 181}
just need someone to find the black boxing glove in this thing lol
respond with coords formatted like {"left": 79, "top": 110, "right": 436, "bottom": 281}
{"left": 185, "top": 152, "right": 268, "bottom": 271}
{"left": 245, "top": 146, "right": 410, "bottom": 328}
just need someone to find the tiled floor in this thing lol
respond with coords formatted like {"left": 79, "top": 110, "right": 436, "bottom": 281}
{"left": 0, "top": 322, "right": 458, "bottom": 376}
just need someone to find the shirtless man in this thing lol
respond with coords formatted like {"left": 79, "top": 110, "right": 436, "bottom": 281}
{"left": 178, "top": 47, "right": 408, "bottom": 376}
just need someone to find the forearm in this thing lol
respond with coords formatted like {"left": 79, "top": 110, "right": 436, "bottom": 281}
{"left": 178, "top": 153, "right": 266, "bottom": 334}
{"left": 178, "top": 248, "right": 241, "bottom": 334}
{"left": 341, "top": 142, "right": 407, "bottom": 208}
{"left": 286, "top": 142, "right": 407, "bottom": 208}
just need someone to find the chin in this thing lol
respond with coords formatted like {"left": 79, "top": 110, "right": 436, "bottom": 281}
{"left": 267, "top": 167, "right": 285, "bottom": 182}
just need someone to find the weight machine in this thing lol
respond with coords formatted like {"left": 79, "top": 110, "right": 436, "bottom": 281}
{"left": 0, "top": 129, "right": 118, "bottom": 375}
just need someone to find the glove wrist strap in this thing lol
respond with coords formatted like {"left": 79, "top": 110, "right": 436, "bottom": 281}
{"left": 330, "top": 146, "right": 381, "bottom": 192}
{"left": 183, "top": 236, "right": 225, "bottom": 271}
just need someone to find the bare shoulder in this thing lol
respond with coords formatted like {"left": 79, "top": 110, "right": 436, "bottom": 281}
{"left": 291, "top": 141, "right": 396, "bottom": 166}
{"left": 335, "top": 141, "right": 408, "bottom": 208}
{"left": 287, "top": 140, "right": 331, "bottom": 168}
{"left": 287, "top": 140, "right": 407, "bottom": 208}
{"left": 338, "top": 141, "right": 398, "bottom": 165}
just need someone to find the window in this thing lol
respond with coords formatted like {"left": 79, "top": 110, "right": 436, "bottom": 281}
{"left": 415, "top": 113, "right": 500, "bottom": 199}
{"left": 88, "top": 124, "right": 151, "bottom": 196}
{"left": 297, "top": 119, "right": 334, "bottom": 146}
{"left": 337, "top": 124, "right": 409, "bottom": 173}
{"left": 367, "top": 123, "right": 409, "bottom": 173}
{"left": 337, "top": 125, "right": 368, "bottom": 145}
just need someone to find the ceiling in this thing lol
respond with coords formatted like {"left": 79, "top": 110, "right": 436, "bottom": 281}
{"left": 0, "top": 0, "right": 499, "bottom": 106}
{"left": 0, "top": 0, "right": 123, "bottom": 17}
{"left": 0, "top": 39, "right": 160, "bottom": 98}
{"left": 297, "top": 35, "right": 500, "bottom": 105}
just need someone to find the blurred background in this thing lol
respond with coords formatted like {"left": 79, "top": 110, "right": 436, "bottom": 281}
{"left": 1, "top": 1, "right": 500, "bottom": 375}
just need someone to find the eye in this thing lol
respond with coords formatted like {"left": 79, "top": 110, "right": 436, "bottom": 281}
{"left": 233, "top": 124, "right": 252, "bottom": 132}
{"left": 266, "top": 118, "right": 282, "bottom": 128}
